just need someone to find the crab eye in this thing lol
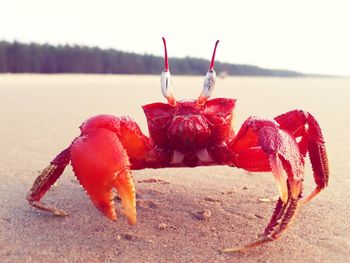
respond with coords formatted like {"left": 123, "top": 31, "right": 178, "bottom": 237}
{"left": 161, "top": 70, "right": 175, "bottom": 105}
{"left": 198, "top": 40, "right": 219, "bottom": 105}
{"left": 161, "top": 37, "right": 176, "bottom": 106}
{"left": 198, "top": 70, "right": 216, "bottom": 105}
{"left": 202, "top": 70, "right": 216, "bottom": 97}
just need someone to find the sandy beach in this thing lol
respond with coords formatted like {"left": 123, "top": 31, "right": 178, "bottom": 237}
{"left": 0, "top": 74, "right": 349, "bottom": 262}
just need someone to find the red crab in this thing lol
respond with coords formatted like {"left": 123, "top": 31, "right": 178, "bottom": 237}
{"left": 27, "top": 38, "right": 329, "bottom": 252}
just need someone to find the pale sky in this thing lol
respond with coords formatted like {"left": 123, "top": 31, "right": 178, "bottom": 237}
{"left": 1, "top": 0, "right": 349, "bottom": 76}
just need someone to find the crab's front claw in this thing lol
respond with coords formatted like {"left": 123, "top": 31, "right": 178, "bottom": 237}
{"left": 70, "top": 127, "right": 137, "bottom": 224}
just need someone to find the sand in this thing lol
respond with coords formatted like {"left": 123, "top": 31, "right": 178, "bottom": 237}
{"left": 0, "top": 74, "right": 349, "bottom": 262}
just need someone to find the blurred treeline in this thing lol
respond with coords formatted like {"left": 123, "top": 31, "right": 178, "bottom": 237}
{"left": 0, "top": 41, "right": 302, "bottom": 76}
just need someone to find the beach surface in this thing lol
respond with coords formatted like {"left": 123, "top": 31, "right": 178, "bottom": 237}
{"left": 0, "top": 74, "right": 349, "bottom": 262}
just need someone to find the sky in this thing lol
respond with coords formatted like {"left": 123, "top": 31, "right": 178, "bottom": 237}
{"left": 1, "top": 0, "right": 349, "bottom": 76}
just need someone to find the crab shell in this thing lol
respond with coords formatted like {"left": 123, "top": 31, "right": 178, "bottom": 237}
{"left": 142, "top": 98, "right": 236, "bottom": 153}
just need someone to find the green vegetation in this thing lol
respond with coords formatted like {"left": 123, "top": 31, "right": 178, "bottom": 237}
{"left": 0, "top": 41, "right": 303, "bottom": 76}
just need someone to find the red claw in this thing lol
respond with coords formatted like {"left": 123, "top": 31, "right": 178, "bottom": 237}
{"left": 71, "top": 124, "right": 134, "bottom": 222}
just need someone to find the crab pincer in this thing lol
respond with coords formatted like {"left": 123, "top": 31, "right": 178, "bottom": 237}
{"left": 27, "top": 115, "right": 151, "bottom": 224}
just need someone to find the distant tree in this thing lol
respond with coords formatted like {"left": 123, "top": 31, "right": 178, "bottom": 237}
{"left": 0, "top": 42, "right": 8, "bottom": 72}
{"left": 0, "top": 41, "right": 303, "bottom": 77}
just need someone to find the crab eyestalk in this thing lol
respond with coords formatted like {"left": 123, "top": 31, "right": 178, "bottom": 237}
{"left": 198, "top": 40, "right": 219, "bottom": 105}
{"left": 161, "top": 37, "right": 176, "bottom": 106}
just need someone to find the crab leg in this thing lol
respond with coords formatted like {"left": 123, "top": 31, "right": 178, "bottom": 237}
{"left": 223, "top": 117, "right": 304, "bottom": 252}
{"left": 222, "top": 187, "right": 301, "bottom": 253}
{"left": 231, "top": 117, "right": 304, "bottom": 199}
{"left": 27, "top": 147, "right": 71, "bottom": 216}
{"left": 225, "top": 151, "right": 302, "bottom": 252}
{"left": 274, "top": 110, "right": 329, "bottom": 203}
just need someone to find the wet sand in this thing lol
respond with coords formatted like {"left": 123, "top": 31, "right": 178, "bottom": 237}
{"left": 0, "top": 74, "right": 349, "bottom": 262}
